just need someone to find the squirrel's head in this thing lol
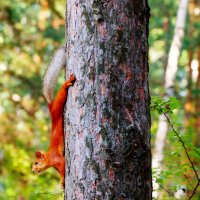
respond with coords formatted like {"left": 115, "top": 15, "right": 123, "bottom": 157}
{"left": 32, "top": 151, "right": 49, "bottom": 174}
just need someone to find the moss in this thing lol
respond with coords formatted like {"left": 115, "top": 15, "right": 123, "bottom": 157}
{"left": 92, "top": 0, "right": 103, "bottom": 12}
{"left": 88, "top": 67, "right": 95, "bottom": 80}
{"left": 125, "top": 2, "right": 134, "bottom": 18}
{"left": 100, "top": 149, "right": 110, "bottom": 163}
{"left": 104, "top": 159, "right": 111, "bottom": 169}
{"left": 96, "top": 182, "right": 106, "bottom": 197}
{"left": 105, "top": 138, "right": 113, "bottom": 151}
{"left": 81, "top": 6, "right": 93, "bottom": 33}
{"left": 108, "top": 186, "right": 115, "bottom": 200}
{"left": 110, "top": 90, "right": 120, "bottom": 111}
{"left": 97, "top": 64, "right": 105, "bottom": 74}
{"left": 112, "top": 46, "right": 127, "bottom": 64}
{"left": 81, "top": 63, "right": 88, "bottom": 76}
{"left": 90, "top": 160, "right": 100, "bottom": 175}
{"left": 121, "top": 143, "right": 133, "bottom": 158}
{"left": 86, "top": 92, "right": 94, "bottom": 105}
{"left": 96, "top": 42, "right": 105, "bottom": 74}
{"left": 82, "top": 157, "right": 90, "bottom": 179}
{"left": 103, "top": 108, "right": 111, "bottom": 118}
{"left": 99, "top": 127, "right": 107, "bottom": 141}
{"left": 92, "top": 0, "right": 107, "bottom": 23}
{"left": 85, "top": 137, "right": 93, "bottom": 151}
{"left": 114, "top": 29, "right": 123, "bottom": 42}
{"left": 80, "top": 114, "right": 83, "bottom": 121}
{"left": 84, "top": 157, "right": 90, "bottom": 166}
{"left": 86, "top": 194, "right": 93, "bottom": 200}
{"left": 99, "top": 42, "right": 105, "bottom": 50}
{"left": 110, "top": 114, "right": 118, "bottom": 129}
{"left": 79, "top": 80, "right": 85, "bottom": 91}
{"left": 75, "top": 183, "right": 85, "bottom": 193}
{"left": 77, "top": 96, "right": 84, "bottom": 106}
{"left": 92, "top": 0, "right": 103, "bottom": 8}
{"left": 65, "top": 118, "right": 70, "bottom": 125}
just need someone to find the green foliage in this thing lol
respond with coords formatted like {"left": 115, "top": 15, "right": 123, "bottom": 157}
{"left": 0, "top": 0, "right": 65, "bottom": 199}
{"left": 151, "top": 96, "right": 200, "bottom": 199}
{"left": 151, "top": 96, "right": 181, "bottom": 114}
{"left": 149, "top": 0, "right": 200, "bottom": 198}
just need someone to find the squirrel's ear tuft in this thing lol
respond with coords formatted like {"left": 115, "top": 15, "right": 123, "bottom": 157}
{"left": 35, "top": 151, "right": 42, "bottom": 159}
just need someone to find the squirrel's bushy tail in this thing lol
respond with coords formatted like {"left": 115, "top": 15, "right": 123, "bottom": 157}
{"left": 43, "top": 45, "right": 66, "bottom": 104}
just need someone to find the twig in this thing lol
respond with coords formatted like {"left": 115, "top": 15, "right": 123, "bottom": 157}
{"left": 159, "top": 185, "right": 178, "bottom": 200}
{"left": 189, "top": 181, "right": 200, "bottom": 200}
{"left": 184, "top": 174, "right": 195, "bottom": 190}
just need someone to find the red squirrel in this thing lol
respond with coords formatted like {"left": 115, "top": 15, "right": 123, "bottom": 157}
{"left": 32, "top": 46, "right": 75, "bottom": 187}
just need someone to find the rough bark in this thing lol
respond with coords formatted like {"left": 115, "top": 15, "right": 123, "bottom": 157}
{"left": 64, "top": 0, "right": 151, "bottom": 199}
{"left": 152, "top": 0, "right": 189, "bottom": 198}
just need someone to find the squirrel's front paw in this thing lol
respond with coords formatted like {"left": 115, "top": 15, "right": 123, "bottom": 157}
{"left": 69, "top": 74, "right": 76, "bottom": 83}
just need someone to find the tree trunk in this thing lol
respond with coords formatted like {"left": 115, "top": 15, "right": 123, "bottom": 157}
{"left": 64, "top": 0, "right": 151, "bottom": 199}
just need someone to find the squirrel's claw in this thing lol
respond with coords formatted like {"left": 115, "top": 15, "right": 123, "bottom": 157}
{"left": 60, "top": 178, "right": 65, "bottom": 189}
{"left": 69, "top": 74, "right": 76, "bottom": 83}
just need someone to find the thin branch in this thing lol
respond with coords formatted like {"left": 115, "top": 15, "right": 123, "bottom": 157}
{"left": 189, "top": 181, "right": 200, "bottom": 200}
{"left": 159, "top": 185, "right": 178, "bottom": 200}
{"left": 184, "top": 174, "right": 195, "bottom": 190}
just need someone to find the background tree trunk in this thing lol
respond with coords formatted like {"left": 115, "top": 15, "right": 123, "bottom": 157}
{"left": 64, "top": 0, "right": 151, "bottom": 199}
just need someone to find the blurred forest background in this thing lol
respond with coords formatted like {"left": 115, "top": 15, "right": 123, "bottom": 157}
{"left": 0, "top": 0, "right": 200, "bottom": 199}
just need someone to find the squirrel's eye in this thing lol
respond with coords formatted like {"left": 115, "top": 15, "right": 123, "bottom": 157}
{"left": 35, "top": 162, "right": 38, "bottom": 165}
